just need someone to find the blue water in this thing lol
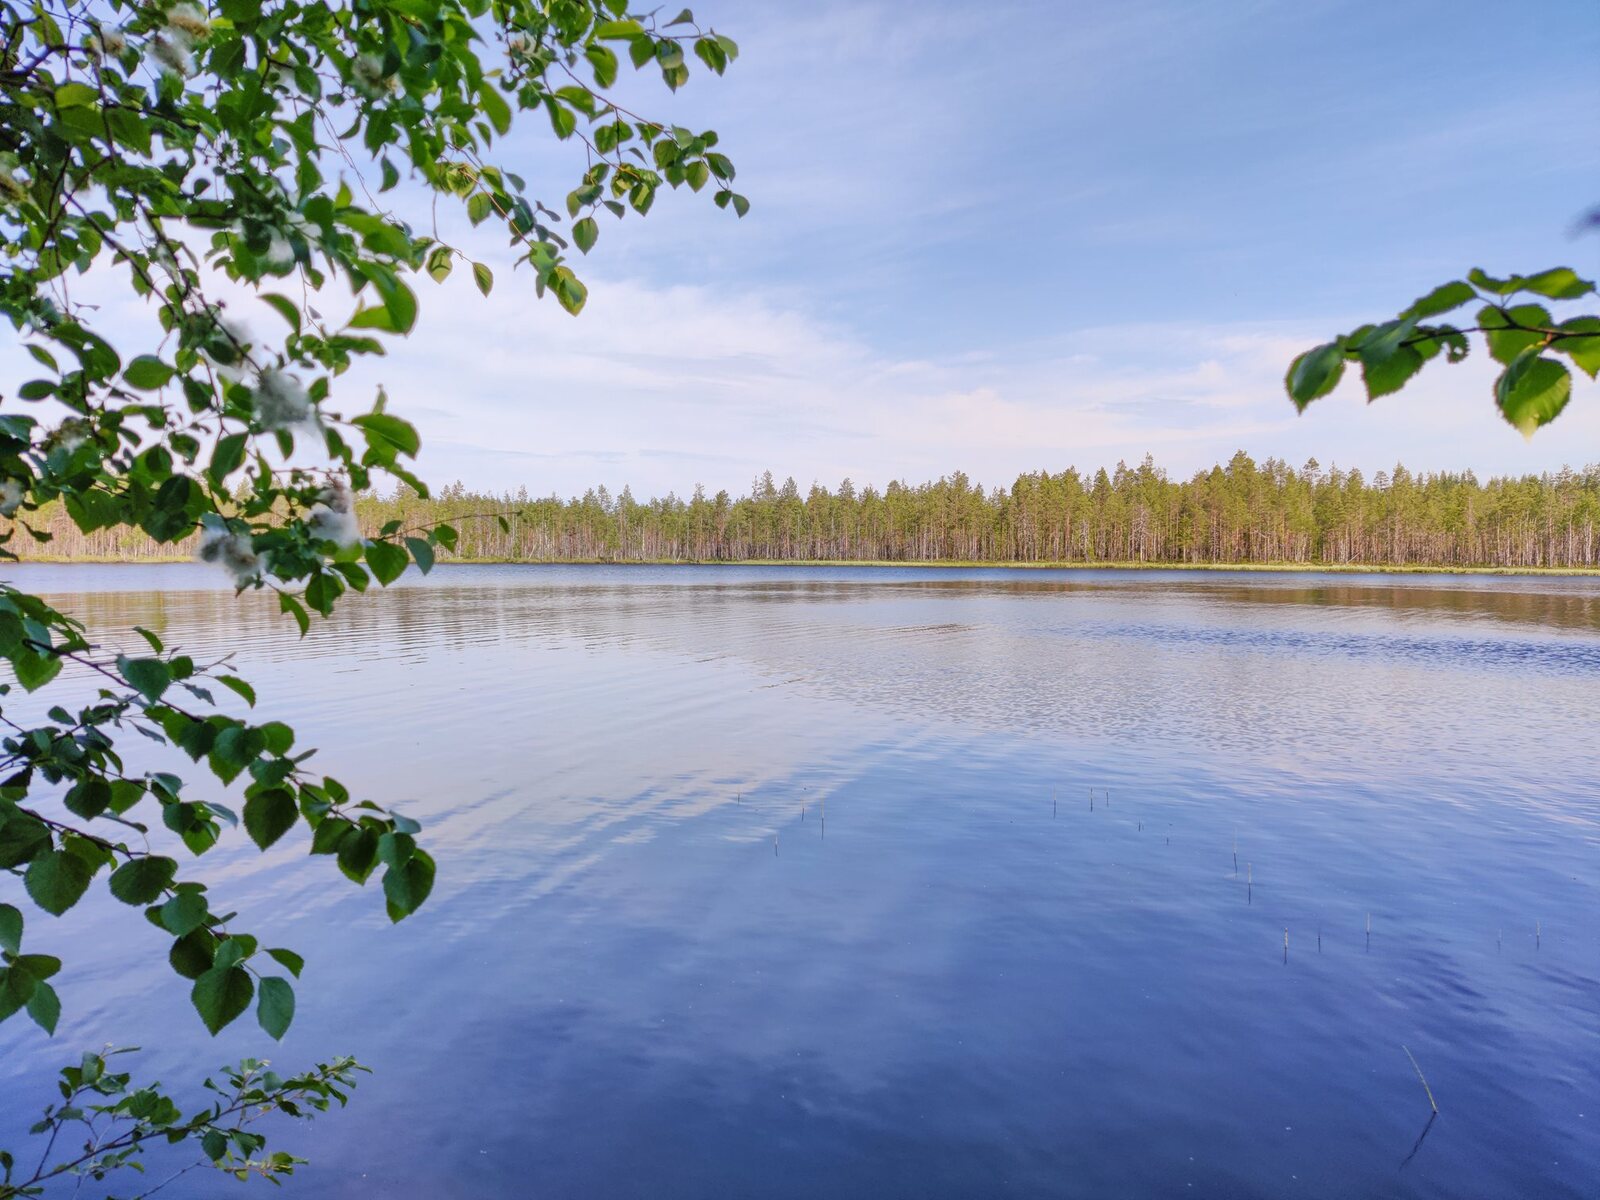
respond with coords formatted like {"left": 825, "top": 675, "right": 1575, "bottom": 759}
{"left": 1, "top": 564, "right": 1597, "bottom": 1198}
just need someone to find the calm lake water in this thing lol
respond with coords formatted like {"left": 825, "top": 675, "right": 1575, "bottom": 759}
{"left": 1, "top": 563, "right": 1597, "bottom": 1198}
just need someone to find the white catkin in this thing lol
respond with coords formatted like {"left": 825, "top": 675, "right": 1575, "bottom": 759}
{"left": 352, "top": 53, "right": 394, "bottom": 98}
{"left": 164, "top": 3, "right": 211, "bottom": 40}
{"left": 195, "top": 309, "right": 249, "bottom": 382}
{"left": 307, "top": 479, "right": 359, "bottom": 545}
{"left": 0, "top": 479, "right": 25, "bottom": 516}
{"left": 264, "top": 230, "right": 295, "bottom": 269}
{"left": 254, "top": 369, "right": 313, "bottom": 432}
{"left": 318, "top": 479, "right": 354, "bottom": 513}
{"left": 283, "top": 211, "right": 317, "bottom": 244}
{"left": 197, "top": 528, "right": 263, "bottom": 586}
{"left": 307, "top": 503, "right": 360, "bottom": 547}
{"left": 150, "top": 32, "right": 194, "bottom": 77}
{"left": 86, "top": 28, "right": 127, "bottom": 62}
{"left": 50, "top": 419, "right": 90, "bottom": 454}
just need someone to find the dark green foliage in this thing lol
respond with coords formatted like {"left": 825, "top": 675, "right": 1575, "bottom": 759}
{"left": 0, "top": 1048, "right": 367, "bottom": 1198}
{"left": 0, "top": 0, "right": 743, "bottom": 1180}
{"left": 1289, "top": 268, "right": 1597, "bottom": 433}
{"left": 0, "top": 0, "right": 739, "bottom": 1048}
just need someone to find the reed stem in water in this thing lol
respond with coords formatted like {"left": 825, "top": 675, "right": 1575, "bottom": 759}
{"left": 1403, "top": 1045, "right": 1439, "bottom": 1114}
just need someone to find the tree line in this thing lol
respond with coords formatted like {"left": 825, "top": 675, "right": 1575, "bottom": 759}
{"left": 10, "top": 451, "right": 1600, "bottom": 569}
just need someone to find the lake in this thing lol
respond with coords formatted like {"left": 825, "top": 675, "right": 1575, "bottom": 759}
{"left": 1, "top": 563, "right": 1597, "bottom": 1198}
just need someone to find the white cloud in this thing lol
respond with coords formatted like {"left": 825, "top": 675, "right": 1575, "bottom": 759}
{"left": 331, "top": 264, "right": 1600, "bottom": 497}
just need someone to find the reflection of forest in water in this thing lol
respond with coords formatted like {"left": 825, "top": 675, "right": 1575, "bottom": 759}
{"left": 19, "top": 567, "right": 1600, "bottom": 775}
{"left": 30, "top": 566, "right": 1600, "bottom": 641}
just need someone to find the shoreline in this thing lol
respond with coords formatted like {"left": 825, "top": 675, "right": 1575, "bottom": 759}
{"left": 6, "top": 557, "right": 1600, "bottom": 578}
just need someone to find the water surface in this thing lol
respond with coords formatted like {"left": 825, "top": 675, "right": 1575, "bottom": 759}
{"left": 1, "top": 564, "right": 1596, "bottom": 1198}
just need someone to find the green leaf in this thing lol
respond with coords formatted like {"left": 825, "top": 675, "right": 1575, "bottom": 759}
{"left": 573, "top": 216, "right": 598, "bottom": 254}
{"left": 1467, "top": 267, "right": 1521, "bottom": 296}
{"left": 310, "top": 817, "right": 354, "bottom": 855}
{"left": 0, "top": 813, "right": 51, "bottom": 869}
{"left": 1480, "top": 303, "right": 1551, "bottom": 365}
{"left": 1519, "top": 267, "right": 1595, "bottom": 300}
{"left": 0, "top": 904, "right": 21, "bottom": 954}
{"left": 279, "top": 592, "right": 310, "bottom": 636}
{"left": 405, "top": 536, "right": 435, "bottom": 574}
{"left": 159, "top": 890, "right": 210, "bottom": 937}
{"left": 373, "top": 273, "right": 418, "bottom": 335}
{"left": 123, "top": 356, "right": 175, "bottom": 390}
{"left": 336, "top": 827, "right": 380, "bottom": 883}
{"left": 243, "top": 788, "right": 297, "bottom": 850}
{"left": 25, "top": 851, "right": 94, "bottom": 916}
{"left": 553, "top": 268, "right": 588, "bottom": 315}
{"left": 63, "top": 778, "right": 111, "bottom": 819}
{"left": 13, "top": 651, "right": 62, "bottom": 692}
{"left": 209, "top": 723, "right": 266, "bottom": 784}
{"left": 13, "top": 954, "right": 59, "bottom": 979}
{"left": 1285, "top": 341, "right": 1346, "bottom": 410}
{"left": 192, "top": 965, "right": 254, "bottom": 1035}
{"left": 377, "top": 831, "right": 415, "bottom": 867}
{"left": 426, "top": 245, "right": 454, "bottom": 283}
{"left": 260, "top": 721, "right": 294, "bottom": 754}
{"left": 1495, "top": 353, "right": 1571, "bottom": 437}
{"left": 1354, "top": 322, "right": 1425, "bottom": 399}
{"left": 349, "top": 304, "right": 399, "bottom": 332}
{"left": 1402, "top": 281, "right": 1474, "bottom": 320}
{"left": 54, "top": 82, "right": 98, "bottom": 109}
{"left": 260, "top": 293, "right": 302, "bottom": 333}
{"left": 169, "top": 930, "right": 214, "bottom": 979}
{"left": 214, "top": 674, "right": 257, "bottom": 706}
{"left": 365, "top": 539, "right": 408, "bottom": 585}
{"left": 1554, "top": 316, "right": 1600, "bottom": 379}
{"left": 117, "top": 656, "right": 171, "bottom": 703}
{"left": 257, "top": 976, "right": 295, "bottom": 1039}
{"left": 25, "top": 980, "right": 59, "bottom": 1035}
{"left": 212, "top": 934, "right": 251, "bottom": 971}
{"left": 480, "top": 85, "right": 512, "bottom": 136}
{"left": 586, "top": 43, "right": 619, "bottom": 88}
{"left": 108, "top": 855, "right": 178, "bottom": 905}
{"left": 472, "top": 261, "right": 494, "bottom": 296}
{"left": 265, "top": 947, "right": 304, "bottom": 978}
{"left": 208, "top": 433, "right": 248, "bottom": 486}
{"left": 595, "top": 19, "right": 646, "bottom": 39}
{"left": 353, "top": 412, "right": 421, "bottom": 458}
{"left": 382, "top": 849, "right": 435, "bottom": 921}
{"left": 546, "top": 95, "right": 577, "bottom": 139}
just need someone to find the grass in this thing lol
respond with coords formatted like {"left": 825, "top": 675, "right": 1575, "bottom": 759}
{"left": 9, "top": 555, "right": 1600, "bottom": 577}
{"left": 445, "top": 558, "right": 1600, "bottom": 576}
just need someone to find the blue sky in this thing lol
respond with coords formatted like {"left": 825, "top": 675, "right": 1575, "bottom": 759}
{"left": 370, "top": 0, "right": 1598, "bottom": 498}
{"left": 16, "top": 1, "right": 1600, "bottom": 498}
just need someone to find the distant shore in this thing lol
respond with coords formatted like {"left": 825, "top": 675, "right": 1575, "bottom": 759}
{"left": 7, "top": 557, "right": 1600, "bottom": 577}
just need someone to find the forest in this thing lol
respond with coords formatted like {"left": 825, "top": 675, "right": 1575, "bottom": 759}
{"left": 11, "top": 452, "right": 1600, "bottom": 570}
